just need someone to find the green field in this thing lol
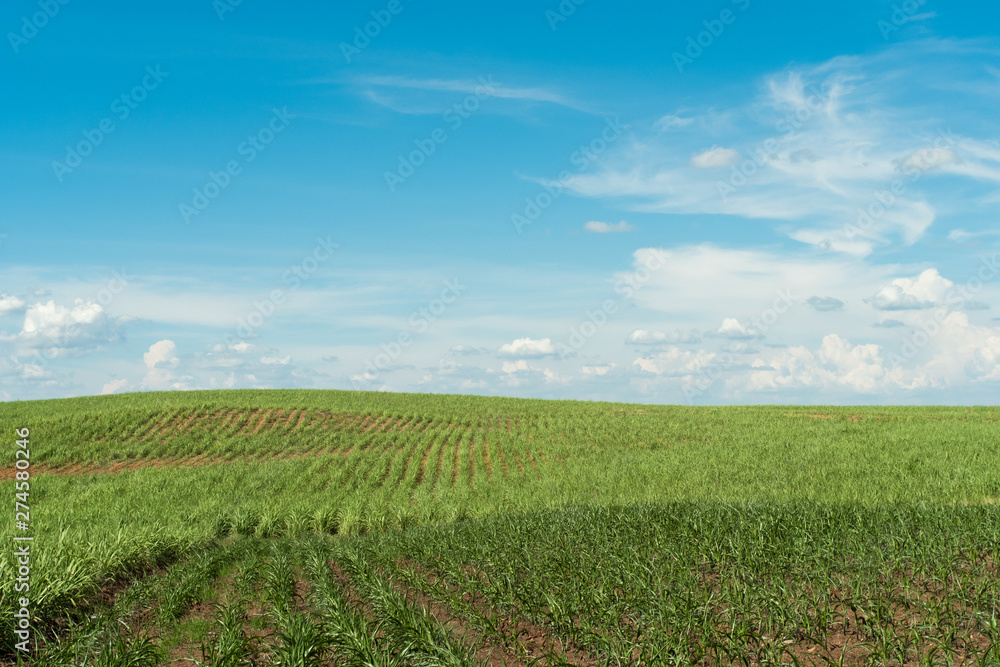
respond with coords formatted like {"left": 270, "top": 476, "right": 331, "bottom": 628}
{"left": 1, "top": 390, "right": 999, "bottom": 665}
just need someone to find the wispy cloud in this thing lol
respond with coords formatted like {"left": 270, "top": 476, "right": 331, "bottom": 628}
{"left": 354, "top": 75, "right": 594, "bottom": 113}
{"left": 552, "top": 40, "right": 1000, "bottom": 256}
{"left": 584, "top": 220, "right": 633, "bottom": 233}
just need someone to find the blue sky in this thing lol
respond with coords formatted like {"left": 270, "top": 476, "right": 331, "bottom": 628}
{"left": 3, "top": 0, "right": 1000, "bottom": 404}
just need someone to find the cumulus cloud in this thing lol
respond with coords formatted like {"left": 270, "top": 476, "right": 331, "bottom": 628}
{"left": 868, "top": 268, "right": 953, "bottom": 310}
{"left": 633, "top": 346, "right": 727, "bottom": 377}
{"left": 581, "top": 363, "right": 616, "bottom": 376}
{"left": 584, "top": 220, "right": 633, "bottom": 233}
{"left": 192, "top": 340, "right": 319, "bottom": 390}
{"left": 807, "top": 296, "right": 845, "bottom": 312}
{"left": 712, "top": 318, "right": 762, "bottom": 340}
{"left": 141, "top": 340, "right": 184, "bottom": 390}
{"left": 501, "top": 360, "right": 532, "bottom": 373}
{"left": 144, "top": 339, "right": 179, "bottom": 369}
{"left": 496, "top": 337, "right": 557, "bottom": 358}
{"left": 0, "top": 295, "right": 25, "bottom": 314}
{"left": 101, "top": 378, "right": 129, "bottom": 395}
{"left": 873, "top": 319, "right": 906, "bottom": 328}
{"left": 16, "top": 300, "right": 127, "bottom": 356}
{"left": 690, "top": 146, "right": 739, "bottom": 168}
{"left": 625, "top": 328, "right": 701, "bottom": 344}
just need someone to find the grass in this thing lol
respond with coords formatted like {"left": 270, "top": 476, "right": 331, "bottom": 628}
{"left": 1, "top": 389, "right": 998, "bottom": 664}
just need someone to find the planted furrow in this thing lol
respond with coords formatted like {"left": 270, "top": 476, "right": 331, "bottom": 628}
{"left": 209, "top": 409, "right": 239, "bottom": 434}
{"left": 431, "top": 433, "right": 448, "bottom": 495}
{"left": 451, "top": 432, "right": 462, "bottom": 488}
{"left": 392, "top": 434, "right": 422, "bottom": 490}
{"left": 227, "top": 409, "right": 260, "bottom": 437}
{"left": 377, "top": 415, "right": 398, "bottom": 433}
{"left": 195, "top": 408, "right": 227, "bottom": 432}
{"left": 512, "top": 450, "right": 525, "bottom": 476}
{"left": 482, "top": 436, "right": 492, "bottom": 481}
{"left": 249, "top": 409, "right": 277, "bottom": 435}
{"left": 119, "top": 411, "right": 160, "bottom": 443}
{"left": 134, "top": 410, "right": 177, "bottom": 442}
{"left": 356, "top": 447, "right": 396, "bottom": 489}
{"left": 157, "top": 410, "right": 193, "bottom": 439}
{"left": 496, "top": 439, "right": 509, "bottom": 478}
{"left": 375, "top": 443, "right": 404, "bottom": 490}
{"left": 341, "top": 413, "right": 364, "bottom": 430}
{"left": 526, "top": 451, "right": 540, "bottom": 475}
{"left": 293, "top": 408, "right": 309, "bottom": 431}
{"left": 468, "top": 435, "right": 477, "bottom": 490}
{"left": 411, "top": 434, "right": 436, "bottom": 490}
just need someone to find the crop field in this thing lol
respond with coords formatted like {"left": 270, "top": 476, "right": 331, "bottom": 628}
{"left": 1, "top": 389, "right": 999, "bottom": 665}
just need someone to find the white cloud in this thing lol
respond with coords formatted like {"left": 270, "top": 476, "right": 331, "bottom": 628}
{"left": 501, "top": 360, "right": 532, "bottom": 373}
{"left": 141, "top": 340, "right": 184, "bottom": 390}
{"left": 581, "top": 363, "right": 616, "bottom": 376}
{"left": 633, "top": 346, "right": 722, "bottom": 376}
{"left": 625, "top": 328, "right": 701, "bottom": 344}
{"left": 713, "top": 318, "right": 762, "bottom": 340}
{"left": 496, "top": 337, "right": 557, "bottom": 358}
{"left": 869, "top": 268, "right": 953, "bottom": 310}
{"left": 101, "top": 378, "right": 129, "bottom": 395}
{"left": 144, "top": 340, "right": 179, "bottom": 369}
{"left": 584, "top": 220, "right": 633, "bottom": 233}
{"left": 355, "top": 75, "right": 587, "bottom": 113}
{"left": 16, "top": 300, "right": 126, "bottom": 356}
{"left": 261, "top": 355, "right": 292, "bottom": 365}
{"left": 690, "top": 146, "right": 739, "bottom": 168}
{"left": 0, "top": 295, "right": 25, "bottom": 314}
{"left": 655, "top": 114, "right": 695, "bottom": 130}
{"left": 553, "top": 43, "right": 1000, "bottom": 255}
